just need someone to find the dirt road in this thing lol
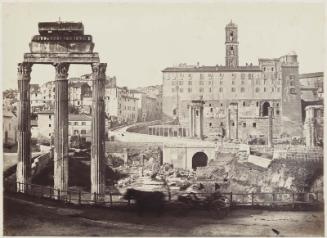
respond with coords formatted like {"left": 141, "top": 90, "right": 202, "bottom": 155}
{"left": 4, "top": 194, "right": 324, "bottom": 236}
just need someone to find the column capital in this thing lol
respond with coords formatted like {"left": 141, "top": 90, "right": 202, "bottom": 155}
{"left": 17, "top": 62, "right": 32, "bottom": 81}
{"left": 54, "top": 63, "right": 70, "bottom": 79}
{"left": 92, "top": 63, "right": 107, "bottom": 80}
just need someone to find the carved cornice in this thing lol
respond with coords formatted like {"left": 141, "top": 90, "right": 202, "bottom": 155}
{"left": 54, "top": 63, "right": 70, "bottom": 79}
{"left": 17, "top": 63, "right": 32, "bottom": 80}
{"left": 92, "top": 63, "right": 107, "bottom": 80}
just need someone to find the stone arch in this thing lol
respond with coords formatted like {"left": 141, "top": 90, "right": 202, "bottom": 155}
{"left": 192, "top": 152, "right": 208, "bottom": 170}
{"left": 262, "top": 101, "right": 270, "bottom": 116}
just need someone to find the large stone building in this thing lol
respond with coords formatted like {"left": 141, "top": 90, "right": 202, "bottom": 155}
{"left": 162, "top": 21, "right": 303, "bottom": 142}
{"left": 3, "top": 110, "right": 17, "bottom": 146}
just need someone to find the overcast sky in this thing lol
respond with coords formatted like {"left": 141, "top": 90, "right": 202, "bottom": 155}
{"left": 2, "top": 1, "right": 325, "bottom": 90}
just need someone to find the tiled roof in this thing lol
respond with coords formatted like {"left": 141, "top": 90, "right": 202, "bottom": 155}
{"left": 162, "top": 65, "right": 261, "bottom": 73}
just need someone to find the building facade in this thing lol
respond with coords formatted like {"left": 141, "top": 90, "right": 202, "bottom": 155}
{"left": 299, "top": 72, "right": 324, "bottom": 102}
{"left": 3, "top": 110, "right": 17, "bottom": 145}
{"left": 105, "top": 86, "right": 138, "bottom": 124}
{"left": 162, "top": 21, "right": 303, "bottom": 141}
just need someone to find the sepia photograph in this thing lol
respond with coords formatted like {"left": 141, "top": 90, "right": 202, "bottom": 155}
{"left": 1, "top": 1, "right": 325, "bottom": 237}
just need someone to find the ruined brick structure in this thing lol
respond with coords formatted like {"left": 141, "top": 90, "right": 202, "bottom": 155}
{"left": 162, "top": 21, "right": 303, "bottom": 142}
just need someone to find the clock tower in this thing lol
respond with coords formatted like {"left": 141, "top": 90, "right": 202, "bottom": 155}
{"left": 225, "top": 20, "right": 239, "bottom": 68}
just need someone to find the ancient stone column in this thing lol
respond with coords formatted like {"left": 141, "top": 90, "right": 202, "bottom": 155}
{"left": 53, "top": 63, "right": 70, "bottom": 198}
{"left": 267, "top": 107, "right": 273, "bottom": 147}
{"left": 189, "top": 105, "right": 193, "bottom": 137}
{"left": 235, "top": 106, "right": 239, "bottom": 140}
{"left": 16, "top": 62, "right": 32, "bottom": 193}
{"left": 199, "top": 105, "right": 204, "bottom": 140}
{"left": 226, "top": 108, "right": 231, "bottom": 140}
{"left": 91, "top": 63, "right": 107, "bottom": 202}
{"left": 304, "top": 106, "right": 316, "bottom": 147}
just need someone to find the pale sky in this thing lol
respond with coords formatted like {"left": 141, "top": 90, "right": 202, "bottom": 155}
{"left": 1, "top": 1, "right": 325, "bottom": 90}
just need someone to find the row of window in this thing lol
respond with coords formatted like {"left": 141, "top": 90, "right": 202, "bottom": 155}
{"left": 208, "top": 122, "right": 258, "bottom": 128}
{"left": 165, "top": 73, "right": 257, "bottom": 80}
{"left": 169, "top": 78, "right": 281, "bottom": 86}
{"left": 172, "top": 87, "right": 281, "bottom": 93}
{"left": 48, "top": 121, "right": 88, "bottom": 127}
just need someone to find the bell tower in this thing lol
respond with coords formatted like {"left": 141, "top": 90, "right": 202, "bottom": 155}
{"left": 225, "top": 20, "right": 239, "bottom": 68}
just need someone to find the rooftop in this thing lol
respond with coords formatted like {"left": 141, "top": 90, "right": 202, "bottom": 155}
{"left": 299, "top": 72, "right": 324, "bottom": 79}
{"left": 162, "top": 65, "right": 261, "bottom": 73}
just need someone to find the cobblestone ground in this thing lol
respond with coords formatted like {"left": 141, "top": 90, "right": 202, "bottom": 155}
{"left": 4, "top": 194, "right": 324, "bottom": 237}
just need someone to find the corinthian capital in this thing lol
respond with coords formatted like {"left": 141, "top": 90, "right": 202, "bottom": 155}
{"left": 17, "top": 62, "right": 32, "bottom": 80}
{"left": 54, "top": 63, "right": 70, "bottom": 79}
{"left": 92, "top": 63, "right": 107, "bottom": 80}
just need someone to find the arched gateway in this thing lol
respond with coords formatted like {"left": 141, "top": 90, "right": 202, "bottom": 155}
{"left": 16, "top": 21, "right": 107, "bottom": 201}
{"left": 192, "top": 152, "right": 208, "bottom": 170}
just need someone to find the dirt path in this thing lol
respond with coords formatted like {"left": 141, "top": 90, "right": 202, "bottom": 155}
{"left": 4, "top": 193, "right": 324, "bottom": 236}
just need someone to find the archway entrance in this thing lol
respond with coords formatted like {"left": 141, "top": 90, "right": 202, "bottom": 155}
{"left": 262, "top": 102, "right": 270, "bottom": 116}
{"left": 192, "top": 152, "right": 208, "bottom": 170}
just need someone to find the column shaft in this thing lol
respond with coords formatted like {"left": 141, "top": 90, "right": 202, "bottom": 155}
{"left": 16, "top": 63, "right": 32, "bottom": 193}
{"left": 226, "top": 108, "right": 231, "bottom": 140}
{"left": 91, "top": 63, "right": 107, "bottom": 201}
{"left": 268, "top": 107, "right": 273, "bottom": 147}
{"left": 53, "top": 63, "right": 69, "bottom": 197}
{"left": 235, "top": 107, "right": 239, "bottom": 140}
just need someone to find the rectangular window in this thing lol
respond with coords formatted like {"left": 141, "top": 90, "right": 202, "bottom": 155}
{"left": 49, "top": 124, "right": 51, "bottom": 127}
{"left": 81, "top": 130, "right": 86, "bottom": 134}
{"left": 232, "top": 80, "right": 235, "bottom": 85}
{"left": 253, "top": 122, "right": 256, "bottom": 128}
{"left": 240, "top": 87, "right": 245, "bottom": 93}
{"left": 49, "top": 115, "right": 52, "bottom": 119}
{"left": 188, "top": 88, "right": 192, "bottom": 93}
{"left": 199, "top": 88, "right": 204, "bottom": 93}
{"left": 243, "top": 123, "right": 246, "bottom": 127}
{"left": 231, "top": 88, "right": 236, "bottom": 92}
{"left": 209, "top": 88, "right": 212, "bottom": 92}
{"left": 219, "top": 88, "right": 223, "bottom": 92}
{"left": 199, "top": 81, "right": 204, "bottom": 85}
{"left": 180, "top": 88, "right": 183, "bottom": 93}
{"left": 188, "top": 81, "right": 192, "bottom": 85}
{"left": 82, "top": 122, "right": 86, "bottom": 126}
{"left": 74, "top": 122, "right": 78, "bottom": 125}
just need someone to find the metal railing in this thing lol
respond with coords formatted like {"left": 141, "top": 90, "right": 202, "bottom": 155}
{"left": 5, "top": 181, "right": 324, "bottom": 208}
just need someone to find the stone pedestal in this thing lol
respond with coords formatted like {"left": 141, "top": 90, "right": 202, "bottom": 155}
{"left": 91, "top": 63, "right": 107, "bottom": 202}
{"left": 53, "top": 63, "right": 70, "bottom": 198}
{"left": 16, "top": 63, "right": 32, "bottom": 193}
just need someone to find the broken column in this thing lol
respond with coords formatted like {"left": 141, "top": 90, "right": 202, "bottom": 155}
{"left": 53, "top": 63, "right": 70, "bottom": 198}
{"left": 16, "top": 62, "right": 32, "bottom": 193}
{"left": 91, "top": 63, "right": 107, "bottom": 202}
{"left": 267, "top": 107, "right": 273, "bottom": 147}
{"left": 304, "top": 106, "right": 316, "bottom": 147}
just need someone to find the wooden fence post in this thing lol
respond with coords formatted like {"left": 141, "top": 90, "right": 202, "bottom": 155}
{"left": 78, "top": 190, "right": 82, "bottom": 205}
{"left": 110, "top": 193, "right": 113, "bottom": 206}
